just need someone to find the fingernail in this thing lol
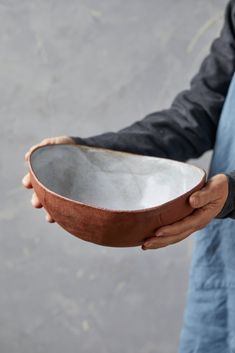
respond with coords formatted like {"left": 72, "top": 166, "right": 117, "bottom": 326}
{"left": 155, "top": 232, "right": 164, "bottom": 237}
{"left": 143, "top": 243, "right": 153, "bottom": 249}
{"left": 190, "top": 197, "right": 198, "bottom": 206}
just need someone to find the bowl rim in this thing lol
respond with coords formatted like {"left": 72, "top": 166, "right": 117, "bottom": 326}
{"left": 28, "top": 143, "right": 207, "bottom": 215}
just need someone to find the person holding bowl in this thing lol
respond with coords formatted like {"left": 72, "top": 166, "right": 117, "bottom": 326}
{"left": 22, "top": 2, "right": 235, "bottom": 352}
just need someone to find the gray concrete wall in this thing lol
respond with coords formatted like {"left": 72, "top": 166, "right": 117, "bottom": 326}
{"left": 0, "top": 1, "right": 226, "bottom": 352}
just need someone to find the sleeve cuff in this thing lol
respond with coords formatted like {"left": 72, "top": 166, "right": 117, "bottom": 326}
{"left": 216, "top": 171, "right": 235, "bottom": 219}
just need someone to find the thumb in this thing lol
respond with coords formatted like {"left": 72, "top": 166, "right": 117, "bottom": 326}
{"left": 189, "top": 185, "right": 212, "bottom": 209}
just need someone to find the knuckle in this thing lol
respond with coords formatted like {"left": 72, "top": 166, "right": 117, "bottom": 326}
{"left": 213, "top": 184, "right": 220, "bottom": 194}
{"left": 191, "top": 222, "right": 199, "bottom": 232}
{"left": 197, "top": 221, "right": 207, "bottom": 230}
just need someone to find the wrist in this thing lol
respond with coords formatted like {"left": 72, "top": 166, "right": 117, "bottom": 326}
{"left": 216, "top": 172, "right": 235, "bottom": 219}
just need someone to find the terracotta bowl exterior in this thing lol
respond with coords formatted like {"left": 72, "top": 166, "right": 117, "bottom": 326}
{"left": 28, "top": 144, "right": 206, "bottom": 247}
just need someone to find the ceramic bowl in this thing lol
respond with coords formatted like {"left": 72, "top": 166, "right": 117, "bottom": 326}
{"left": 28, "top": 144, "right": 206, "bottom": 247}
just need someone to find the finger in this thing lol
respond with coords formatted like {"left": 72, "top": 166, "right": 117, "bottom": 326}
{"left": 22, "top": 173, "right": 33, "bottom": 189}
{"left": 143, "top": 229, "right": 193, "bottom": 250}
{"left": 24, "top": 136, "right": 74, "bottom": 161}
{"left": 24, "top": 138, "right": 53, "bottom": 161}
{"left": 25, "top": 144, "right": 42, "bottom": 161}
{"left": 46, "top": 213, "right": 55, "bottom": 223}
{"left": 155, "top": 206, "right": 214, "bottom": 237}
{"left": 31, "top": 192, "right": 42, "bottom": 208}
{"left": 189, "top": 183, "right": 215, "bottom": 209}
{"left": 25, "top": 145, "right": 38, "bottom": 161}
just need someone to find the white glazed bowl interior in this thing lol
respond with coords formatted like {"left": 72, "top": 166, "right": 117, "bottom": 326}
{"left": 30, "top": 144, "right": 205, "bottom": 211}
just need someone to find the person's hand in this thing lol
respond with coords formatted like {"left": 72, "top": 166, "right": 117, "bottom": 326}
{"left": 22, "top": 136, "right": 76, "bottom": 223}
{"left": 142, "top": 173, "right": 229, "bottom": 250}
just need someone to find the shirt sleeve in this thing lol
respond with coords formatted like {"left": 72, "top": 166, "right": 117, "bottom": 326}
{"left": 72, "top": 1, "right": 235, "bottom": 161}
{"left": 71, "top": 1, "right": 235, "bottom": 219}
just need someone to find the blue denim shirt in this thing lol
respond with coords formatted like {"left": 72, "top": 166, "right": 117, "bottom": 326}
{"left": 179, "top": 73, "right": 235, "bottom": 353}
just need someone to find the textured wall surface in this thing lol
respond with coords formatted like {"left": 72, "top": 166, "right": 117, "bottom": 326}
{"left": 0, "top": 1, "right": 227, "bottom": 352}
